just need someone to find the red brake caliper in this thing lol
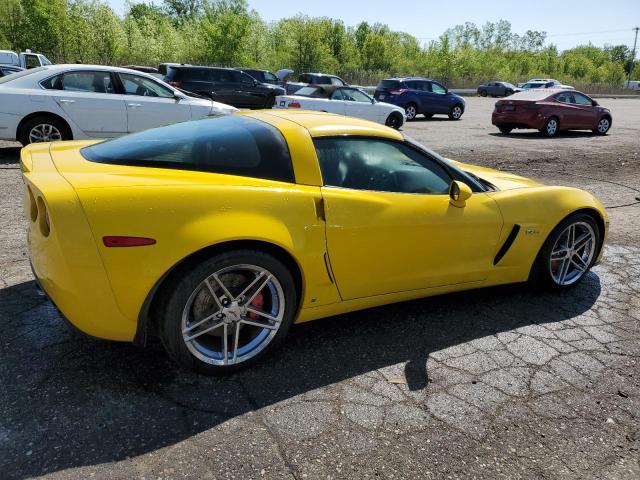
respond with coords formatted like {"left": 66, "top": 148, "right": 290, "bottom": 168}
{"left": 247, "top": 292, "right": 264, "bottom": 319}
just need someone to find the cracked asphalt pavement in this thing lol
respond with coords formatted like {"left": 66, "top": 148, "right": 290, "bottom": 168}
{"left": 1, "top": 97, "right": 639, "bottom": 479}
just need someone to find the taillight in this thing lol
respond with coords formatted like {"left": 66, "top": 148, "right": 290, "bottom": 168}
{"left": 103, "top": 236, "right": 156, "bottom": 247}
{"left": 168, "top": 80, "right": 182, "bottom": 88}
{"left": 389, "top": 89, "right": 408, "bottom": 95}
{"left": 288, "top": 102, "right": 301, "bottom": 108}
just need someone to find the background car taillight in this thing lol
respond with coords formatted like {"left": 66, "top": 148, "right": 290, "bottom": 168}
{"left": 288, "top": 101, "right": 301, "bottom": 108}
{"left": 389, "top": 89, "right": 408, "bottom": 95}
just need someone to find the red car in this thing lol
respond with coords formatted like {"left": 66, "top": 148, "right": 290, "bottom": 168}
{"left": 492, "top": 89, "right": 612, "bottom": 137}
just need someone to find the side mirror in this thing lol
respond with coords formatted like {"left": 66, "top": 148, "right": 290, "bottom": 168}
{"left": 449, "top": 180, "right": 472, "bottom": 208}
{"left": 592, "top": 100, "right": 599, "bottom": 106}
{"left": 174, "top": 92, "right": 186, "bottom": 101}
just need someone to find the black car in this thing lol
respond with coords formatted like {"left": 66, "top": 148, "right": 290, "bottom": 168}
{"left": 165, "top": 66, "right": 285, "bottom": 109}
{"left": 0, "top": 65, "right": 25, "bottom": 77}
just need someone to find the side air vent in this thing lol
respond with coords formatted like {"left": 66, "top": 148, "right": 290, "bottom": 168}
{"left": 494, "top": 225, "right": 520, "bottom": 265}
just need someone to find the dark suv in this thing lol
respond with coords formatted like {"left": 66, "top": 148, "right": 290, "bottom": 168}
{"left": 374, "top": 78, "right": 465, "bottom": 121}
{"left": 165, "top": 66, "right": 285, "bottom": 109}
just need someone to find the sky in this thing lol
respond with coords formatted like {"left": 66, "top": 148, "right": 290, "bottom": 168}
{"left": 105, "top": 0, "right": 640, "bottom": 52}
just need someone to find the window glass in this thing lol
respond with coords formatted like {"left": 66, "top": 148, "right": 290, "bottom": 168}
{"left": 341, "top": 88, "right": 372, "bottom": 102}
{"left": 240, "top": 72, "right": 255, "bottom": 84}
{"left": 330, "top": 89, "right": 344, "bottom": 100}
{"left": 263, "top": 71, "right": 277, "bottom": 82}
{"left": 119, "top": 73, "right": 174, "bottom": 98}
{"left": 314, "top": 137, "right": 451, "bottom": 194}
{"left": 572, "top": 92, "right": 593, "bottom": 106}
{"left": 330, "top": 76, "right": 345, "bottom": 86}
{"left": 431, "top": 82, "right": 447, "bottom": 94}
{"left": 299, "top": 74, "right": 311, "bottom": 83}
{"left": 378, "top": 80, "right": 400, "bottom": 90}
{"left": 181, "top": 68, "right": 207, "bottom": 81}
{"left": 0, "top": 66, "right": 45, "bottom": 85}
{"left": 296, "top": 86, "right": 322, "bottom": 97}
{"left": 24, "top": 55, "right": 40, "bottom": 69}
{"left": 59, "top": 71, "right": 115, "bottom": 93}
{"left": 555, "top": 92, "right": 573, "bottom": 103}
{"left": 81, "top": 116, "right": 295, "bottom": 183}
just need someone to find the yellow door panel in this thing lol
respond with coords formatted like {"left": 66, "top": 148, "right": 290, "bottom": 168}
{"left": 322, "top": 188, "right": 504, "bottom": 300}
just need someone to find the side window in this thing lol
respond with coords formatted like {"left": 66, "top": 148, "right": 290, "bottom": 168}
{"left": 264, "top": 71, "right": 277, "bottom": 82}
{"left": 555, "top": 92, "right": 572, "bottom": 103}
{"left": 119, "top": 73, "right": 174, "bottom": 98}
{"left": 24, "top": 55, "right": 40, "bottom": 69}
{"left": 240, "top": 72, "right": 255, "bottom": 85}
{"left": 299, "top": 74, "right": 311, "bottom": 83}
{"left": 431, "top": 82, "right": 447, "bottom": 94}
{"left": 59, "top": 71, "right": 115, "bottom": 93}
{"left": 314, "top": 137, "right": 451, "bottom": 194}
{"left": 341, "top": 88, "right": 371, "bottom": 103}
{"left": 572, "top": 92, "right": 593, "bottom": 106}
{"left": 330, "top": 76, "right": 345, "bottom": 86}
{"left": 41, "top": 74, "right": 63, "bottom": 90}
{"left": 330, "top": 89, "right": 344, "bottom": 100}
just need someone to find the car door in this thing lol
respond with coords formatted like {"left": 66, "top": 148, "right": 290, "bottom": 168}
{"left": 341, "top": 88, "right": 378, "bottom": 122}
{"left": 552, "top": 92, "right": 580, "bottom": 129}
{"left": 325, "top": 89, "right": 347, "bottom": 115}
{"left": 428, "top": 81, "right": 451, "bottom": 113}
{"left": 117, "top": 72, "right": 191, "bottom": 133}
{"left": 47, "top": 70, "right": 127, "bottom": 138}
{"left": 234, "top": 71, "right": 264, "bottom": 108}
{"left": 315, "top": 137, "right": 503, "bottom": 300}
{"left": 570, "top": 92, "right": 598, "bottom": 129}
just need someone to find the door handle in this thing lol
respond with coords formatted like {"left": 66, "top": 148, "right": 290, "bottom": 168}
{"left": 59, "top": 99, "right": 75, "bottom": 104}
{"left": 128, "top": 103, "right": 142, "bottom": 108}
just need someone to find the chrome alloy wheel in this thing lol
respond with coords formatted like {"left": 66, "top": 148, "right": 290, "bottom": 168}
{"left": 29, "top": 124, "right": 63, "bottom": 143}
{"left": 451, "top": 105, "right": 463, "bottom": 119}
{"left": 405, "top": 105, "right": 417, "bottom": 120}
{"left": 181, "top": 264, "right": 285, "bottom": 366}
{"left": 549, "top": 222, "right": 596, "bottom": 286}
{"left": 546, "top": 118, "right": 558, "bottom": 136}
{"left": 597, "top": 118, "right": 610, "bottom": 134}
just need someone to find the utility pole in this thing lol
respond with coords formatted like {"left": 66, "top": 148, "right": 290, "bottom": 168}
{"left": 630, "top": 26, "right": 639, "bottom": 86}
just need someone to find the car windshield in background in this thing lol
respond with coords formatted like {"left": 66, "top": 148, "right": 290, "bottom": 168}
{"left": 378, "top": 80, "right": 401, "bottom": 90}
{"left": 0, "top": 66, "right": 47, "bottom": 84}
{"left": 81, "top": 116, "right": 295, "bottom": 183}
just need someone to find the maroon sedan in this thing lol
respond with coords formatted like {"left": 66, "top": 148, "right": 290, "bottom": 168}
{"left": 492, "top": 89, "right": 612, "bottom": 137}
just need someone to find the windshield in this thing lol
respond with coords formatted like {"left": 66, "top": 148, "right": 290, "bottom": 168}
{"left": 0, "top": 66, "right": 47, "bottom": 84}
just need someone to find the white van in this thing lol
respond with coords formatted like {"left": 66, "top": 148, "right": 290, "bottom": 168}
{"left": 0, "top": 50, "right": 52, "bottom": 69}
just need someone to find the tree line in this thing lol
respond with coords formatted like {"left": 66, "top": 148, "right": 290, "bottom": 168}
{"left": 1, "top": 0, "right": 637, "bottom": 88}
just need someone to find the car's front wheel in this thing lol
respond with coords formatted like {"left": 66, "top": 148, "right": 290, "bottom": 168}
{"left": 385, "top": 112, "right": 403, "bottom": 129}
{"left": 593, "top": 116, "right": 611, "bottom": 135}
{"left": 541, "top": 116, "right": 559, "bottom": 137}
{"left": 532, "top": 213, "right": 600, "bottom": 290}
{"left": 449, "top": 104, "right": 463, "bottom": 120}
{"left": 19, "top": 115, "right": 71, "bottom": 145}
{"left": 479, "top": 90, "right": 487, "bottom": 97}
{"left": 159, "top": 250, "right": 297, "bottom": 374}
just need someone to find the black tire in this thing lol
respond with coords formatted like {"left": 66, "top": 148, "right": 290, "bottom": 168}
{"left": 404, "top": 103, "right": 418, "bottom": 121}
{"left": 530, "top": 213, "right": 601, "bottom": 290}
{"left": 479, "top": 90, "right": 487, "bottom": 97}
{"left": 385, "top": 112, "right": 403, "bottom": 129}
{"left": 264, "top": 94, "right": 276, "bottom": 109}
{"left": 505, "top": 90, "right": 513, "bottom": 96}
{"left": 448, "top": 104, "right": 463, "bottom": 120}
{"left": 499, "top": 126, "right": 513, "bottom": 134}
{"left": 423, "top": 113, "right": 434, "bottom": 119}
{"left": 541, "top": 116, "right": 559, "bottom": 137}
{"left": 158, "top": 249, "right": 298, "bottom": 375}
{"left": 592, "top": 116, "right": 611, "bottom": 135}
{"left": 19, "top": 115, "right": 71, "bottom": 146}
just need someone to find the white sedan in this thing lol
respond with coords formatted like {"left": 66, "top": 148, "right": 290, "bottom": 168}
{"left": 0, "top": 64, "right": 237, "bottom": 145}
{"left": 275, "top": 86, "right": 406, "bottom": 129}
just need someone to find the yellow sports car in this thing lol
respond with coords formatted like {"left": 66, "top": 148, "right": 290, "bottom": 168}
{"left": 23, "top": 111, "right": 608, "bottom": 373}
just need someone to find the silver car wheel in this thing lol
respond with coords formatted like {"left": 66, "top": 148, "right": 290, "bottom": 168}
{"left": 181, "top": 264, "right": 285, "bottom": 366}
{"left": 29, "top": 124, "right": 63, "bottom": 143}
{"left": 405, "top": 105, "right": 417, "bottom": 120}
{"left": 546, "top": 118, "right": 558, "bottom": 136}
{"left": 549, "top": 221, "right": 596, "bottom": 286}
{"left": 451, "top": 106, "right": 462, "bottom": 119}
{"left": 597, "top": 118, "right": 610, "bottom": 134}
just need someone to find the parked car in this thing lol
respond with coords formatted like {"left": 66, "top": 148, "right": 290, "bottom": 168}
{"left": 285, "top": 72, "right": 348, "bottom": 94}
{"left": 374, "top": 77, "right": 465, "bottom": 121}
{"left": 274, "top": 85, "right": 405, "bottom": 129}
{"left": 527, "top": 78, "right": 574, "bottom": 89}
{"left": 235, "top": 67, "right": 290, "bottom": 87}
{"left": 0, "top": 64, "right": 237, "bottom": 145}
{"left": 477, "top": 81, "right": 516, "bottom": 97}
{"left": 515, "top": 79, "right": 574, "bottom": 92}
{"left": 164, "top": 65, "right": 285, "bottom": 108}
{"left": 623, "top": 80, "right": 640, "bottom": 90}
{"left": 0, "top": 65, "right": 24, "bottom": 77}
{"left": 492, "top": 89, "right": 612, "bottom": 137}
{"left": 0, "top": 49, "right": 52, "bottom": 69}
{"left": 24, "top": 110, "right": 608, "bottom": 373}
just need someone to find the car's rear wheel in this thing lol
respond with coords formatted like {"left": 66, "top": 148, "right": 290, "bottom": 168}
{"left": 499, "top": 126, "right": 513, "bottom": 134}
{"left": 19, "top": 115, "right": 71, "bottom": 145}
{"left": 405, "top": 103, "right": 417, "bottom": 121}
{"left": 385, "top": 112, "right": 403, "bottom": 129}
{"left": 541, "top": 116, "right": 559, "bottom": 137}
{"left": 264, "top": 94, "right": 276, "bottom": 109}
{"left": 448, "top": 104, "right": 463, "bottom": 120}
{"left": 532, "top": 213, "right": 600, "bottom": 290}
{"left": 479, "top": 90, "right": 487, "bottom": 97}
{"left": 159, "top": 250, "right": 297, "bottom": 374}
{"left": 593, "top": 116, "right": 611, "bottom": 135}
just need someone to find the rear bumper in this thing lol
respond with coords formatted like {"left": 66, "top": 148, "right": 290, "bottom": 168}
{"left": 491, "top": 111, "right": 545, "bottom": 130}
